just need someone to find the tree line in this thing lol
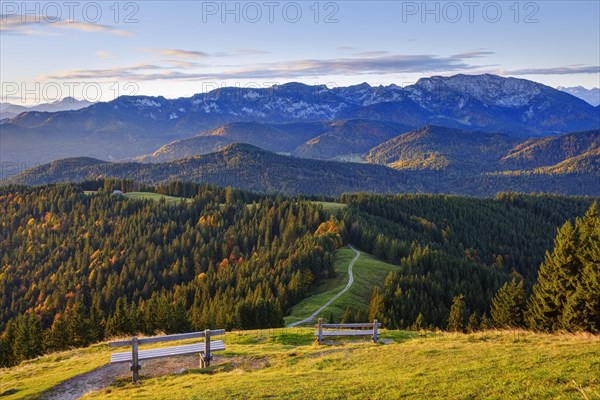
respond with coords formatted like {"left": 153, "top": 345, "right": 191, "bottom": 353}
{"left": 354, "top": 194, "right": 599, "bottom": 333}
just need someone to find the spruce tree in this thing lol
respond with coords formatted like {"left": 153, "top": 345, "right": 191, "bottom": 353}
{"left": 527, "top": 221, "right": 579, "bottom": 331}
{"left": 528, "top": 203, "right": 599, "bottom": 332}
{"left": 479, "top": 313, "right": 493, "bottom": 330}
{"left": 368, "top": 286, "right": 385, "bottom": 322}
{"left": 490, "top": 278, "right": 525, "bottom": 328}
{"left": 562, "top": 203, "right": 600, "bottom": 332}
{"left": 467, "top": 312, "right": 479, "bottom": 333}
{"left": 106, "top": 297, "right": 132, "bottom": 336}
{"left": 89, "top": 305, "right": 106, "bottom": 342}
{"left": 13, "top": 314, "right": 43, "bottom": 363}
{"left": 0, "top": 320, "right": 16, "bottom": 367}
{"left": 67, "top": 302, "right": 92, "bottom": 347}
{"left": 411, "top": 313, "right": 425, "bottom": 331}
{"left": 447, "top": 294, "right": 465, "bottom": 332}
{"left": 47, "top": 312, "right": 69, "bottom": 350}
{"left": 341, "top": 307, "right": 355, "bottom": 323}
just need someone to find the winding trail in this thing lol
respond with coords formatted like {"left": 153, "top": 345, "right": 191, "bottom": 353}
{"left": 287, "top": 244, "right": 361, "bottom": 328}
{"left": 40, "top": 245, "right": 361, "bottom": 398}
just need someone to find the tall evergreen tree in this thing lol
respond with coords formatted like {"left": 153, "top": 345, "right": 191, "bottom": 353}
{"left": 447, "top": 294, "right": 466, "bottom": 332}
{"left": 368, "top": 286, "right": 384, "bottom": 322}
{"left": 46, "top": 312, "right": 69, "bottom": 351}
{"left": 411, "top": 313, "right": 425, "bottom": 331}
{"left": 479, "top": 313, "right": 493, "bottom": 330}
{"left": 12, "top": 314, "right": 43, "bottom": 363}
{"left": 88, "top": 305, "right": 106, "bottom": 342}
{"left": 561, "top": 203, "right": 600, "bottom": 332}
{"left": 467, "top": 312, "right": 479, "bottom": 333}
{"left": 67, "top": 302, "right": 92, "bottom": 347}
{"left": 527, "top": 221, "right": 579, "bottom": 331}
{"left": 528, "top": 202, "right": 599, "bottom": 333}
{"left": 106, "top": 297, "right": 132, "bottom": 337}
{"left": 0, "top": 320, "right": 16, "bottom": 367}
{"left": 490, "top": 278, "right": 525, "bottom": 328}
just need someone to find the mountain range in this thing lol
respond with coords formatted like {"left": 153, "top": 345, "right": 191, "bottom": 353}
{"left": 557, "top": 86, "right": 600, "bottom": 106}
{"left": 136, "top": 120, "right": 411, "bottom": 163}
{"left": 2, "top": 74, "right": 599, "bottom": 167}
{"left": 6, "top": 134, "right": 600, "bottom": 196}
{"left": 0, "top": 97, "right": 94, "bottom": 120}
{"left": 2, "top": 74, "right": 599, "bottom": 197}
{"left": 135, "top": 123, "right": 599, "bottom": 175}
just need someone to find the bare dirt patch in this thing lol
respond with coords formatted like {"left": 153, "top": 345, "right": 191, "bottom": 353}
{"left": 39, "top": 354, "right": 269, "bottom": 399}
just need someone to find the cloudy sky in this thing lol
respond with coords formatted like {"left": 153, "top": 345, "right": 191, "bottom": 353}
{"left": 1, "top": 0, "right": 599, "bottom": 104}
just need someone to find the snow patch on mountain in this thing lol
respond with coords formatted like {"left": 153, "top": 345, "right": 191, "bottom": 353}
{"left": 202, "top": 103, "right": 221, "bottom": 113}
{"left": 241, "top": 107, "right": 265, "bottom": 117}
{"left": 135, "top": 99, "right": 162, "bottom": 108}
{"left": 243, "top": 91, "right": 262, "bottom": 100}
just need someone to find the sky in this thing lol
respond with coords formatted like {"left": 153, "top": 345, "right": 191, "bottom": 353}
{"left": 1, "top": 0, "right": 599, "bottom": 104}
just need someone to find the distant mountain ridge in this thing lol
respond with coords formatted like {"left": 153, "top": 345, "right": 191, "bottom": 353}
{"left": 137, "top": 120, "right": 411, "bottom": 163}
{"left": 557, "top": 86, "right": 600, "bottom": 106}
{"left": 138, "top": 124, "right": 600, "bottom": 176}
{"left": 6, "top": 144, "right": 410, "bottom": 196}
{"left": 5, "top": 143, "right": 600, "bottom": 197}
{"left": 500, "top": 130, "right": 600, "bottom": 170}
{"left": 0, "top": 97, "right": 93, "bottom": 120}
{"left": 366, "top": 126, "right": 519, "bottom": 171}
{"left": 367, "top": 127, "right": 600, "bottom": 174}
{"left": 293, "top": 120, "right": 411, "bottom": 160}
{"left": 2, "top": 74, "right": 599, "bottom": 165}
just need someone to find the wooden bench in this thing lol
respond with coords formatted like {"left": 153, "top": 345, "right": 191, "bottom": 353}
{"left": 109, "top": 329, "right": 225, "bottom": 383}
{"left": 315, "top": 319, "right": 381, "bottom": 344}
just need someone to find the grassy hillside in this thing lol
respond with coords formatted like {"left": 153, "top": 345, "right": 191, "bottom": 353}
{"left": 85, "top": 191, "right": 192, "bottom": 204}
{"left": 313, "top": 201, "right": 346, "bottom": 213}
{"left": 284, "top": 248, "right": 399, "bottom": 325}
{"left": 123, "top": 192, "right": 192, "bottom": 204}
{"left": 1, "top": 330, "right": 598, "bottom": 399}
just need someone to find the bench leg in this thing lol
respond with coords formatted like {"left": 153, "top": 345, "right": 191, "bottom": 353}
{"left": 200, "top": 352, "right": 212, "bottom": 368}
{"left": 131, "top": 337, "right": 140, "bottom": 383}
{"left": 317, "top": 318, "right": 323, "bottom": 345}
{"left": 130, "top": 362, "right": 141, "bottom": 383}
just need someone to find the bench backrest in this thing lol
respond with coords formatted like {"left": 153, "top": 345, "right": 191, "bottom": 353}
{"left": 319, "top": 322, "right": 381, "bottom": 329}
{"left": 315, "top": 319, "right": 380, "bottom": 343}
{"left": 109, "top": 329, "right": 225, "bottom": 347}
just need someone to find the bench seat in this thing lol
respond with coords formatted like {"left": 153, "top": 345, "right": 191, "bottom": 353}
{"left": 316, "top": 330, "right": 374, "bottom": 337}
{"left": 110, "top": 340, "right": 225, "bottom": 363}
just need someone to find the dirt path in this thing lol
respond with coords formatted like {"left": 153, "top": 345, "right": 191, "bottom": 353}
{"left": 40, "top": 363, "right": 129, "bottom": 400}
{"left": 287, "top": 244, "right": 361, "bottom": 327}
{"left": 39, "top": 355, "right": 200, "bottom": 400}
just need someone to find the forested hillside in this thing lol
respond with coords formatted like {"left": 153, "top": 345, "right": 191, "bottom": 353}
{"left": 1, "top": 182, "right": 597, "bottom": 368}
{"left": 0, "top": 182, "right": 342, "bottom": 367}
{"left": 5, "top": 143, "right": 600, "bottom": 197}
{"left": 337, "top": 193, "right": 597, "bottom": 329}
{"left": 366, "top": 126, "right": 518, "bottom": 171}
